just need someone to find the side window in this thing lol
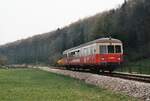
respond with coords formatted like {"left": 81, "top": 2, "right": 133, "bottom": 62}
{"left": 91, "top": 46, "right": 95, "bottom": 55}
{"left": 68, "top": 53, "right": 71, "bottom": 57}
{"left": 90, "top": 47, "right": 93, "bottom": 55}
{"left": 94, "top": 48, "right": 96, "bottom": 53}
{"left": 75, "top": 50, "right": 80, "bottom": 57}
{"left": 86, "top": 48, "right": 89, "bottom": 55}
{"left": 80, "top": 49, "right": 83, "bottom": 56}
{"left": 63, "top": 54, "right": 67, "bottom": 57}
{"left": 84, "top": 48, "right": 86, "bottom": 56}
{"left": 71, "top": 52, "right": 75, "bottom": 57}
{"left": 99, "top": 45, "right": 107, "bottom": 54}
{"left": 88, "top": 48, "right": 90, "bottom": 55}
{"left": 75, "top": 52, "right": 78, "bottom": 57}
{"left": 85, "top": 48, "right": 90, "bottom": 56}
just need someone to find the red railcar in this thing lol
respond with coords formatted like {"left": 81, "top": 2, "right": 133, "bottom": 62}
{"left": 58, "top": 38, "right": 123, "bottom": 72}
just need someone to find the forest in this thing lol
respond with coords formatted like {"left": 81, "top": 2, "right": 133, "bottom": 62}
{"left": 0, "top": 0, "right": 150, "bottom": 66}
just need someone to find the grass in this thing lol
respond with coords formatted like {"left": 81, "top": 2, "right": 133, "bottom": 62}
{"left": 117, "top": 58, "right": 150, "bottom": 74}
{"left": 0, "top": 68, "right": 137, "bottom": 101}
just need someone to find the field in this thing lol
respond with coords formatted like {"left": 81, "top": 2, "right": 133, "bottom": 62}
{"left": 0, "top": 68, "right": 138, "bottom": 101}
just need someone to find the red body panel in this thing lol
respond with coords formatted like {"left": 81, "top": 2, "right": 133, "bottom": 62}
{"left": 63, "top": 53, "right": 123, "bottom": 66}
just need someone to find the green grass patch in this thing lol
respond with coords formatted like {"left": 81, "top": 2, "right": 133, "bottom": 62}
{"left": 0, "top": 68, "right": 137, "bottom": 101}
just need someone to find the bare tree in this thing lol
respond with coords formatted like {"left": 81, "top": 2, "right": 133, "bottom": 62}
{"left": 0, "top": 55, "right": 8, "bottom": 66}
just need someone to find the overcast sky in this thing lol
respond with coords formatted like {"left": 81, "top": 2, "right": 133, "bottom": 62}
{"left": 0, "top": 0, "right": 124, "bottom": 45}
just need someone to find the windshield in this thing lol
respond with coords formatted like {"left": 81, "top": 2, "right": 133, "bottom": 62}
{"left": 99, "top": 45, "right": 122, "bottom": 54}
{"left": 108, "top": 45, "right": 114, "bottom": 53}
{"left": 115, "top": 45, "right": 121, "bottom": 53}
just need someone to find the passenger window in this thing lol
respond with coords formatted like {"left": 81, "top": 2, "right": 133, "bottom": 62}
{"left": 108, "top": 45, "right": 114, "bottom": 53}
{"left": 63, "top": 54, "right": 67, "bottom": 57}
{"left": 75, "top": 52, "right": 78, "bottom": 57}
{"left": 84, "top": 48, "right": 87, "bottom": 56}
{"left": 91, "top": 46, "right": 95, "bottom": 55}
{"left": 70, "top": 52, "right": 75, "bottom": 57}
{"left": 90, "top": 47, "right": 93, "bottom": 55}
{"left": 115, "top": 45, "right": 121, "bottom": 53}
{"left": 87, "top": 48, "right": 90, "bottom": 55}
{"left": 99, "top": 46, "right": 107, "bottom": 54}
{"left": 68, "top": 53, "right": 71, "bottom": 57}
{"left": 81, "top": 49, "right": 84, "bottom": 56}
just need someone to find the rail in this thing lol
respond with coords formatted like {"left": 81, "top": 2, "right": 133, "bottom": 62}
{"left": 103, "top": 72, "right": 150, "bottom": 83}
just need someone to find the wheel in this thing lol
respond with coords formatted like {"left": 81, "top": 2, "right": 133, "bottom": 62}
{"left": 66, "top": 66, "right": 70, "bottom": 70}
{"left": 90, "top": 68, "right": 99, "bottom": 74}
{"left": 109, "top": 70, "right": 112, "bottom": 73}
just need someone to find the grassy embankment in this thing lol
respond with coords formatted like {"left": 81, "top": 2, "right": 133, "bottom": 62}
{"left": 0, "top": 68, "right": 138, "bottom": 101}
{"left": 117, "top": 58, "right": 150, "bottom": 75}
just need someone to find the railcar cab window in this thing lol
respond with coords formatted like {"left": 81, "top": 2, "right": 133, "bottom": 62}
{"left": 115, "top": 45, "right": 121, "bottom": 53}
{"left": 108, "top": 45, "right": 114, "bottom": 53}
{"left": 99, "top": 45, "right": 107, "bottom": 54}
{"left": 99, "top": 45, "right": 122, "bottom": 54}
{"left": 107, "top": 45, "right": 122, "bottom": 53}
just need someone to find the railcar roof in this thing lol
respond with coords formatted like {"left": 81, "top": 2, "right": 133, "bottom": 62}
{"left": 63, "top": 38, "right": 122, "bottom": 54}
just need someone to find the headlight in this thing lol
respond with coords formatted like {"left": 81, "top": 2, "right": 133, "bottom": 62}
{"left": 101, "top": 58, "right": 105, "bottom": 60}
{"left": 118, "top": 58, "right": 121, "bottom": 60}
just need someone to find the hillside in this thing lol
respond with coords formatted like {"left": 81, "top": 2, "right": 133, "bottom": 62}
{"left": 0, "top": 0, "right": 150, "bottom": 65}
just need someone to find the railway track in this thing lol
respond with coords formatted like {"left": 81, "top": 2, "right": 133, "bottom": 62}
{"left": 50, "top": 67, "right": 150, "bottom": 83}
{"left": 102, "top": 72, "right": 150, "bottom": 83}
